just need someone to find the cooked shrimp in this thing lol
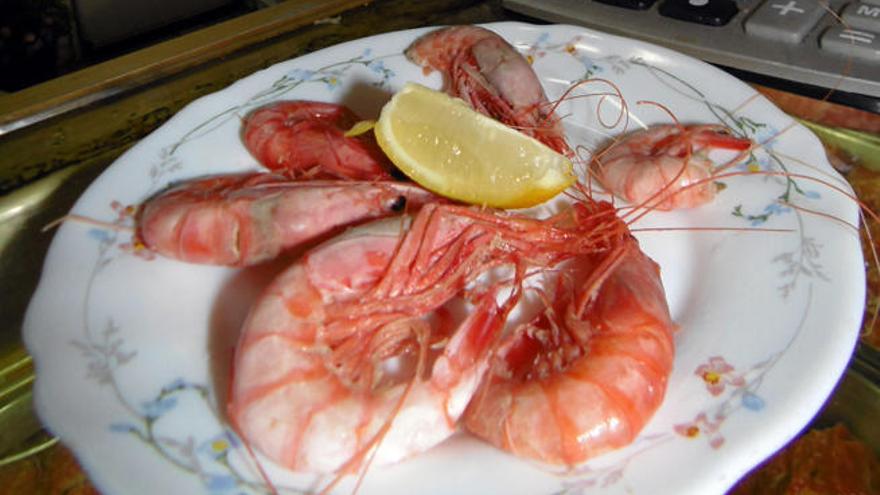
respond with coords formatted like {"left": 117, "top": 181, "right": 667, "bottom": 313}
{"left": 594, "top": 124, "right": 753, "bottom": 210}
{"left": 464, "top": 236, "right": 676, "bottom": 466}
{"left": 406, "top": 25, "right": 570, "bottom": 155}
{"left": 137, "top": 172, "right": 435, "bottom": 266}
{"left": 228, "top": 200, "right": 631, "bottom": 473}
{"left": 242, "top": 101, "right": 392, "bottom": 180}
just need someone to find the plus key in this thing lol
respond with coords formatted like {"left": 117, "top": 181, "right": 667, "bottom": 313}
{"left": 745, "top": 0, "right": 827, "bottom": 43}
{"left": 771, "top": 1, "right": 805, "bottom": 15}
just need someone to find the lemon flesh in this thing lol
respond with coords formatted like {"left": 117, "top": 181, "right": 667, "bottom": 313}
{"left": 375, "top": 83, "right": 574, "bottom": 209}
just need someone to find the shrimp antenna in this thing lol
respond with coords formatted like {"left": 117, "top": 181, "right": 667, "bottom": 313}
{"left": 467, "top": 269, "right": 527, "bottom": 415}
{"left": 229, "top": 421, "right": 280, "bottom": 495}
{"left": 729, "top": 92, "right": 763, "bottom": 117}
{"left": 769, "top": 149, "right": 854, "bottom": 187}
{"left": 816, "top": 0, "right": 852, "bottom": 102}
{"left": 42, "top": 213, "right": 134, "bottom": 233}
{"left": 318, "top": 322, "right": 432, "bottom": 495}
{"left": 633, "top": 100, "right": 683, "bottom": 130}
{"left": 624, "top": 167, "right": 871, "bottom": 230}
{"left": 712, "top": 122, "right": 794, "bottom": 176}
{"left": 544, "top": 78, "right": 629, "bottom": 131}
{"left": 630, "top": 226, "right": 793, "bottom": 234}
{"left": 778, "top": 200, "right": 860, "bottom": 234}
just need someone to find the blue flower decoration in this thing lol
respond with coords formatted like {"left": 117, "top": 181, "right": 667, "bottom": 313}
{"left": 535, "top": 32, "right": 550, "bottom": 45}
{"left": 764, "top": 202, "right": 791, "bottom": 216}
{"left": 742, "top": 391, "right": 766, "bottom": 411}
{"left": 286, "top": 68, "right": 316, "bottom": 82}
{"left": 751, "top": 125, "right": 780, "bottom": 150}
{"left": 199, "top": 430, "right": 242, "bottom": 458}
{"left": 164, "top": 377, "right": 188, "bottom": 391}
{"left": 574, "top": 55, "right": 602, "bottom": 75}
{"left": 142, "top": 396, "right": 178, "bottom": 419}
{"left": 323, "top": 75, "right": 341, "bottom": 90}
{"left": 748, "top": 201, "right": 792, "bottom": 226}
{"left": 360, "top": 48, "right": 373, "bottom": 59}
{"left": 737, "top": 153, "right": 771, "bottom": 172}
{"left": 205, "top": 474, "right": 237, "bottom": 492}
{"left": 109, "top": 422, "right": 137, "bottom": 433}
{"left": 88, "top": 228, "right": 113, "bottom": 243}
{"left": 803, "top": 190, "right": 821, "bottom": 200}
{"left": 368, "top": 59, "right": 386, "bottom": 74}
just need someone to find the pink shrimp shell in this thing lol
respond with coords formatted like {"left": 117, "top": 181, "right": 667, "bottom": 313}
{"left": 464, "top": 239, "right": 676, "bottom": 465}
{"left": 137, "top": 173, "right": 435, "bottom": 266}
{"left": 242, "top": 100, "right": 392, "bottom": 180}
{"left": 406, "top": 25, "right": 570, "bottom": 156}
{"left": 227, "top": 211, "right": 514, "bottom": 472}
{"left": 595, "top": 125, "right": 752, "bottom": 210}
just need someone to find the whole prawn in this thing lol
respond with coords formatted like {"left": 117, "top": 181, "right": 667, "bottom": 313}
{"left": 406, "top": 25, "right": 570, "bottom": 155}
{"left": 228, "top": 199, "right": 632, "bottom": 474}
{"left": 242, "top": 101, "right": 392, "bottom": 180}
{"left": 137, "top": 172, "right": 436, "bottom": 266}
{"left": 594, "top": 124, "right": 753, "bottom": 210}
{"left": 464, "top": 235, "right": 676, "bottom": 466}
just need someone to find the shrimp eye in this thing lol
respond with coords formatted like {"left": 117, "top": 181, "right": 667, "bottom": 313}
{"left": 390, "top": 195, "right": 407, "bottom": 212}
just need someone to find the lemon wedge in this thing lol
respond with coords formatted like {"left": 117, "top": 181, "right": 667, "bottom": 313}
{"left": 375, "top": 83, "right": 575, "bottom": 209}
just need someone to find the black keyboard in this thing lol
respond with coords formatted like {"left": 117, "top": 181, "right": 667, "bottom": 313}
{"left": 503, "top": 0, "right": 880, "bottom": 108}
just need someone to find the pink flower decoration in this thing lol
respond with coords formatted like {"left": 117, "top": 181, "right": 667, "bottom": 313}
{"left": 119, "top": 239, "right": 156, "bottom": 261}
{"left": 110, "top": 200, "right": 138, "bottom": 223}
{"left": 110, "top": 199, "right": 153, "bottom": 260}
{"left": 695, "top": 356, "right": 745, "bottom": 396}
{"left": 674, "top": 412, "right": 725, "bottom": 449}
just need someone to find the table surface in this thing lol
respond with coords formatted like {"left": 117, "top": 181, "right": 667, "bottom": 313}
{"left": 0, "top": 0, "right": 877, "bottom": 493}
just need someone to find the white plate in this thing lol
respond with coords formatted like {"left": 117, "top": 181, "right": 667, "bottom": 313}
{"left": 24, "top": 22, "right": 865, "bottom": 495}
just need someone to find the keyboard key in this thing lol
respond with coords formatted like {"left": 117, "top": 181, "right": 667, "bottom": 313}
{"left": 594, "top": 0, "right": 658, "bottom": 9}
{"left": 841, "top": 2, "right": 880, "bottom": 32}
{"left": 744, "top": 0, "right": 827, "bottom": 43}
{"left": 659, "top": 0, "right": 739, "bottom": 27}
{"left": 820, "top": 26, "right": 880, "bottom": 62}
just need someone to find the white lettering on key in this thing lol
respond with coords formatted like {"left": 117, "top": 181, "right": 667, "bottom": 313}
{"left": 689, "top": 0, "right": 709, "bottom": 6}
{"left": 771, "top": 1, "right": 806, "bottom": 15}
{"left": 857, "top": 4, "right": 880, "bottom": 17}
{"left": 839, "top": 29, "right": 876, "bottom": 43}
